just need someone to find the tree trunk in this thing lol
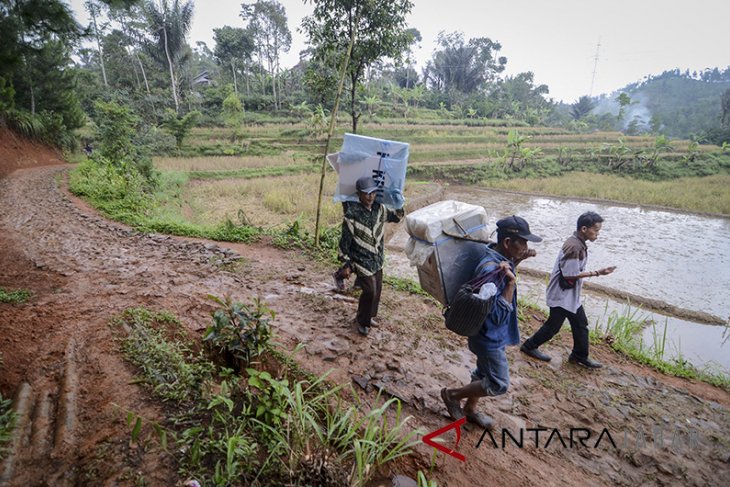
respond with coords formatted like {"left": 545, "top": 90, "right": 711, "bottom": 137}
{"left": 29, "top": 82, "right": 35, "bottom": 116}
{"left": 118, "top": 15, "right": 149, "bottom": 95}
{"left": 136, "top": 53, "right": 151, "bottom": 94}
{"left": 267, "top": 51, "right": 277, "bottom": 111}
{"left": 314, "top": 17, "right": 358, "bottom": 247}
{"left": 90, "top": 5, "right": 108, "bottom": 88}
{"left": 350, "top": 71, "right": 359, "bottom": 133}
{"left": 231, "top": 59, "right": 238, "bottom": 95}
{"left": 271, "top": 71, "right": 277, "bottom": 111}
{"left": 131, "top": 57, "right": 141, "bottom": 90}
{"left": 162, "top": 27, "right": 180, "bottom": 113}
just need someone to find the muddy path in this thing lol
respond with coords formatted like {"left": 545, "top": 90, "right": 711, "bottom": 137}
{"left": 1, "top": 155, "right": 729, "bottom": 485}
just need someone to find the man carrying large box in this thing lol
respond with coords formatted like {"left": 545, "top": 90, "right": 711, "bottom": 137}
{"left": 336, "top": 176, "right": 404, "bottom": 336}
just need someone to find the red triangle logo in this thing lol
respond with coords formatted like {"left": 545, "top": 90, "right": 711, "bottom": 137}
{"left": 422, "top": 417, "right": 467, "bottom": 462}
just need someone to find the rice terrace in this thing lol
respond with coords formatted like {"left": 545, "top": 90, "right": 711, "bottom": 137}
{"left": 1, "top": 0, "right": 729, "bottom": 486}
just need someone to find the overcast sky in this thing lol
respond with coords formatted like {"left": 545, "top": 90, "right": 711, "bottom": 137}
{"left": 67, "top": 0, "right": 729, "bottom": 102}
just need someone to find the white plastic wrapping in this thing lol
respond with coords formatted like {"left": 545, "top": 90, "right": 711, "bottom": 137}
{"left": 403, "top": 200, "right": 493, "bottom": 306}
{"left": 404, "top": 238, "right": 434, "bottom": 267}
{"left": 328, "top": 133, "right": 409, "bottom": 209}
{"left": 405, "top": 200, "right": 490, "bottom": 243}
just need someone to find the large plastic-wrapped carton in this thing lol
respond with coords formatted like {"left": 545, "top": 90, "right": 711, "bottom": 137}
{"left": 404, "top": 200, "right": 492, "bottom": 306}
{"left": 328, "top": 133, "right": 409, "bottom": 209}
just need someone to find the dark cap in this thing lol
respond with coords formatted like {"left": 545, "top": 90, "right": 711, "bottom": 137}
{"left": 356, "top": 176, "right": 379, "bottom": 194}
{"left": 496, "top": 215, "right": 543, "bottom": 242}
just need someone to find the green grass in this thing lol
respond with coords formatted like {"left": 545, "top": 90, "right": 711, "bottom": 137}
{"left": 0, "top": 287, "right": 32, "bottom": 304}
{"left": 485, "top": 171, "right": 730, "bottom": 214}
{"left": 0, "top": 391, "right": 17, "bottom": 457}
{"left": 113, "top": 305, "right": 423, "bottom": 486}
{"left": 384, "top": 275, "right": 434, "bottom": 299}
{"left": 115, "top": 307, "right": 214, "bottom": 404}
{"left": 596, "top": 307, "right": 730, "bottom": 391}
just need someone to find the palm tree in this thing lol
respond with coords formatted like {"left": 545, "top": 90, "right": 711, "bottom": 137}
{"left": 144, "top": 0, "right": 193, "bottom": 113}
{"left": 570, "top": 95, "right": 596, "bottom": 120}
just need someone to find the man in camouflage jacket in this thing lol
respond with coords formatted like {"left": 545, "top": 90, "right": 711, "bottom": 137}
{"left": 337, "top": 176, "right": 404, "bottom": 336}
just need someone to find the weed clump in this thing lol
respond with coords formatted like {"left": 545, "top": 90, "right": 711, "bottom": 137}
{"left": 0, "top": 287, "right": 32, "bottom": 304}
{"left": 114, "top": 301, "right": 423, "bottom": 486}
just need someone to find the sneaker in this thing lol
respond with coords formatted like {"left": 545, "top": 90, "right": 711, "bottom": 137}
{"left": 357, "top": 324, "right": 369, "bottom": 336}
{"left": 568, "top": 355, "right": 602, "bottom": 369}
{"left": 440, "top": 388, "right": 464, "bottom": 421}
{"left": 520, "top": 343, "right": 551, "bottom": 362}
{"left": 369, "top": 318, "right": 380, "bottom": 327}
{"left": 333, "top": 271, "right": 346, "bottom": 291}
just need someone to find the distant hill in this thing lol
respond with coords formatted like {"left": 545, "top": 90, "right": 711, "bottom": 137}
{"left": 586, "top": 67, "right": 730, "bottom": 141}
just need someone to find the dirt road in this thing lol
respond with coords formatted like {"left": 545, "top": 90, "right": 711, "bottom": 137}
{"left": 1, "top": 132, "right": 728, "bottom": 486}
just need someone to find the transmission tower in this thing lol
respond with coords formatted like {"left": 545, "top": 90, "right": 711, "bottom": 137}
{"left": 589, "top": 39, "right": 601, "bottom": 96}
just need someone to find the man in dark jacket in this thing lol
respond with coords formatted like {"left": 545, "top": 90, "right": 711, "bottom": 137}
{"left": 336, "top": 176, "right": 404, "bottom": 336}
{"left": 441, "top": 216, "right": 541, "bottom": 429}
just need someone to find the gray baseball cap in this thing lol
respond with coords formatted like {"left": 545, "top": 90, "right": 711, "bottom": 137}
{"left": 356, "top": 176, "right": 379, "bottom": 194}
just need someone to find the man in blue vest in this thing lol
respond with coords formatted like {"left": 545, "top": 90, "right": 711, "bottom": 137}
{"left": 441, "top": 215, "right": 541, "bottom": 430}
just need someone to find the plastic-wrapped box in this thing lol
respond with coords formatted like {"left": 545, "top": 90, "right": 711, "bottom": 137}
{"left": 328, "top": 133, "right": 409, "bottom": 209}
{"left": 405, "top": 200, "right": 491, "bottom": 244}
{"left": 404, "top": 200, "right": 492, "bottom": 306}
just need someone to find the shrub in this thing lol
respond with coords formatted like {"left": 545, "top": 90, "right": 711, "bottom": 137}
{"left": 203, "top": 296, "right": 274, "bottom": 370}
{"left": 0, "top": 287, "right": 32, "bottom": 304}
{"left": 68, "top": 157, "right": 154, "bottom": 219}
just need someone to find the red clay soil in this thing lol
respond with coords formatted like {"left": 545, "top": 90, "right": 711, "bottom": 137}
{"left": 0, "top": 129, "right": 728, "bottom": 486}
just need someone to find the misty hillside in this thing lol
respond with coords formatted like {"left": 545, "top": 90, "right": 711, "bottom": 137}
{"left": 590, "top": 67, "right": 730, "bottom": 141}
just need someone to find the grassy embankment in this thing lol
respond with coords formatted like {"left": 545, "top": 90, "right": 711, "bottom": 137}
{"left": 592, "top": 307, "right": 729, "bottom": 391}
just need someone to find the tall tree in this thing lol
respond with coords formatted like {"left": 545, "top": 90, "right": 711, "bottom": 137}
{"left": 143, "top": 0, "right": 193, "bottom": 113}
{"left": 570, "top": 95, "right": 596, "bottom": 120}
{"left": 85, "top": 0, "right": 109, "bottom": 87}
{"left": 0, "top": 0, "right": 84, "bottom": 135}
{"left": 240, "top": 0, "right": 291, "bottom": 110}
{"left": 213, "top": 26, "right": 254, "bottom": 95}
{"left": 489, "top": 72, "right": 551, "bottom": 122}
{"left": 302, "top": 0, "right": 414, "bottom": 133}
{"left": 108, "top": 3, "right": 153, "bottom": 95}
{"left": 721, "top": 86, "right": 730, "bottom": 125}
{"left": 616, "top": 92, "right": 633, "bottom": 122}
{"left": 424, "top": 31, "right": 507, "bottom": 96}
{"left": 396, "top": 27, "right": 421, "bottom": 89}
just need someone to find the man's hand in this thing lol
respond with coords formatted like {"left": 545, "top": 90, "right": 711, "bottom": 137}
{"left": 498, "top": 261, "right": 517, "bottom": 302}
{"left": 498, "top": 261, "right": 516, "bottom": 283}
{"left": 598, "top": 266, "right": 617, "bottom": 276}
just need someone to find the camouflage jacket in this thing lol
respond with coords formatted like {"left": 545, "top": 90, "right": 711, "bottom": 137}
{"left": 338, "top": 201, "right": 404, "bottom": 277}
